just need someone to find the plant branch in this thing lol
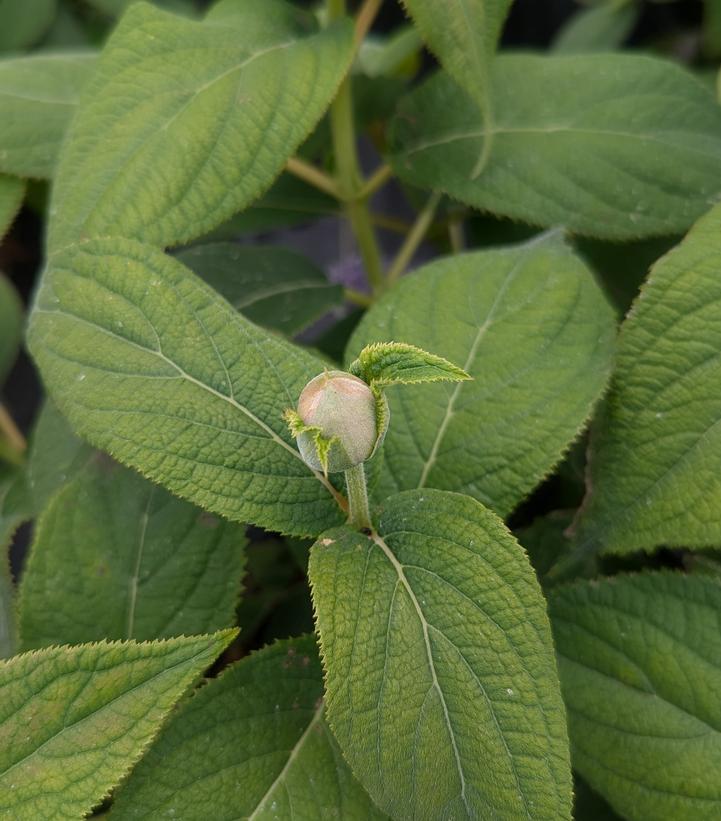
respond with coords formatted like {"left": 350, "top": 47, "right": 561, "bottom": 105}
{"left": 328, "top": 0, "right": 385, "bottom": 294}
{"left": 354, "top": 0, "right": 384, "bottom": 49}
{"left": 344, "top": 287, "right": 373, "bottom": 307}
{"left": 358, "top": 163, "right": 392, "bottom": 200}
{"left": 345, "top": 462, "right": 372, "bottom": 530}
{"left": 0, "top": 404, "right": 26, "bottom": 464}
{"left": 386, "top": 191, "right": 442, "bottom": 285}
{"left": 285, "top": 156, "right": 343, "bottom": 200}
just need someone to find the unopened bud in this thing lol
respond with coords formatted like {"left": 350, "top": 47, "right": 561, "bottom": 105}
{"left": 293, "top": 370, "right": 377, "bottom": 473}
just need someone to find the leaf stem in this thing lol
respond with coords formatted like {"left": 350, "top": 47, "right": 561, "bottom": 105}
{"left": 344, "top": 287, "right": 372, "bottom": 307}
{"left": 344, "top": 462, "right": 372, "bottom": 530}
{"left": 448, "top": 216, "right": 465, "bottom": 254}
{"left": 0, "top": 404, "right": 26, "bottom": 463}
{"left": 358, "top": 163, "right": 392, "bottom": 200}
{"left": 286, "top": 156, "right": 344, "bottom": 200}
{"left": 354, "top": 0, "right": 384, "bottom": 49}
{"left": 328, "top": 0, "right": 385, "bottom": 294}
{"left": 386, "top": 191, "right": 442, "bottom": 285}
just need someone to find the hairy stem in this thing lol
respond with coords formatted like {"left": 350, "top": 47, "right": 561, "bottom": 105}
{"left": 328, "top": 0, "right": 385, "bottom": 293}
{"left": 345, "top": 462, "right": 372, "bottom": 530}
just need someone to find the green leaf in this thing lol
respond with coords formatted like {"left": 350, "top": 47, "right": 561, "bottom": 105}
{"left": 574, "top": 203, "right": 721, "bottom": 555}
{"left": 399, "top": 0, "right": 512, "bottom": 165}
{"left": 24, "top": 400, "right": 94, "bottom": 516}
{"left": 553, "top": 2, "right": 639, "bottom": 54}
{"left": 390, "top": 54, "right": 721, "bottom": 239}
{"left": 0, "top": 272, "right": 22, "bottom": 386}
{"left": 347, "top": 234, "right": 615, "bottom": 516}
{"left": 175, "top": 243, "right": 344, "bottom": 337}
{"left": 18, "top": 458, "right": 247, "bottom": 648}
{"left": 0, "top": 175, "right": 24, "bottom": 242}
{"left": 550, "top": 572, "right": 721, "bottom": 821}
{"left": 0, "top": 493, "right": 16, "bottom": 659}
{"left": 0, "top": 52, "right": 96, "bottom": 179}
{"left": 0, "top": 630, "right": 235, "bottom": 820}
{"left": 349, "top": 341, "right": 471, "bottom": 387}
{"left": 111, "top": 635, "right": 385, "bottom": 819}
{"left": 0, "top": 0, "right": 57, "bottom": 52}
{"left": 28, "top": 237, "right": 344, "bottom": 536}
{"left": 515, "top": 511, "right": 574, "bottom": 583}
{"left": 203, "top": 174, "right": 339, "bottom": 239}
{"left": 310, "top": 489, "right": 572, "bottom": 820}
{"left": 48, "top": 1, "right": 353, "bottom": 251}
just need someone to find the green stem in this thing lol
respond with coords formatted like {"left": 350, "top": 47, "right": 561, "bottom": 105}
{"left": 328, "top": 0, "right": 385, "bottom": 294}
{"left": 286, "top": 156, "right": 343, "bottom": 200}
{"left": 386, "top": 191, "right": 442, "bottom": 286}
{"left": 344, "top": 462, "right": 372, "bottom": 530}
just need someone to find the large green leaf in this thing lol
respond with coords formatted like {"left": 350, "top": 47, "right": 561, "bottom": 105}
{"left": 0, "top": 52, "right": 96, "bottom": 179}
{"left": 19, "top": 458, "right": 247, "bottom": 648}
{"left": 28, "top": 237, "right": 344, "bottom": 536}
{"left": 0, "top": 272, "right": 22, "bottom": 386}
{"left": 347, "top": 234, "right": 615, "bottom": 516}
{"left": 48, "top": 0, "right": 353, "bottom": 251}
{"left": 0, "top": 630, "right": 235, "bottom": 820}
{"left": 574, "top": 203, "right": 721, "bottom": 554}
{"left": 550, "top": 573, "right": 721, "bottom": 821}
{"left": 24, "top": 400, "right": 94, "bottom": 516}
{"left": 176, "top": 243, "right": 344, "bottom": 337}
{"left": 0, "top": 175, "right": 24, "bottom": 242}
{"left": 400, "top": 0, "right": 512, "bottom": 155}
{"left": 111, "top": 635, "right": 384, "bottom": 819}
{"left": 0, "top": 0, "right": 57, "bottom": 52}
{"left": 0, "top": 489, "right": 16, "bottom": 659}
{"left": 310, "top": 489, "right": 572, "bottom": 820}
{"left": 390, "top": 54, "right": 721, "bottom": 239}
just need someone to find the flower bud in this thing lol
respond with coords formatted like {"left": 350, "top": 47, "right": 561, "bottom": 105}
{"left": 295, "top": 370, "right": 377, "bottom": 473}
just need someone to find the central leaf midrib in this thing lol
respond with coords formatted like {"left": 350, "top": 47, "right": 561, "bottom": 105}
{"left": 35, "top": 305, "right": 339, "bottom": 503}
{"left": 371, "top": 530, "right": 471, "bottom": 815}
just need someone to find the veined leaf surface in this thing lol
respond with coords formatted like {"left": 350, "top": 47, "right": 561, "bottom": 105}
{"left": 0, "top": 631, "right": 235, "bottom": 820}
{"left": 310, "top": 489, "right": 572, "bottom": 820}
{"left": 400, "top": 0, "right": 512, "bottom": 151}
{"left": 176, "top": 243, "right": 344, "bottom": 337}
{"left": 0, "top": 52, "right": 96, "bottom": 179}
{"left": 347, "top": 234, "right": 615, "bottom": 516}
{"left": 575, "top": 203, "right": 721, "bottom": 554}
{"left": 111, "top": 636, "right": 385, "bottom": 819}
{"left": 550, "top": 573, "right": 721, "bottom": 821}
{"left": 390, "top": 54, "right": 721, "bottom": 239}
{"left": 28, "top": 237, "right": 344, "bottom": 537}
{"left": 19, "top": 458, "right": 247, "bottom": 647}
{"left": 48, "top": 0, "right": 353, "bottom": 250}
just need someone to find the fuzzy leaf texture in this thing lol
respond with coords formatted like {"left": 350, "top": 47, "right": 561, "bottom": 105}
{"left": 575, "top": 202, "right": 721, "bottom": 554}
{"left": 18, "top": 458, "right": 247, "bottom": 648}
{"left": 175, "top": 243, "right": 344, "bottom": 337}
{"left": 0, "top": 631, "right": 235, "bottom": 820}
{"left": 347, "top": 234, "right": 615, "bottom": 517}
{"left": 550, "top": 573, "right": 721, "bottom": 821}
{"left": 400, "top": 0, "right": 512, "bottom": 114}
{"left": 27, "top": 237, "right": 345, "bottom": 537}
{"left": 390, "top": 54, "right": 721, "bottom": 239}
{"left": 310, "top": 489, "right": 572, "bottom": 820}
{"left": 47, "top": 0, "right": 354, "bottom": 251}
{"left": 349, "top": 342, "right": 471, "bottom": 387}
{"left": 0, "top": 52, "right": 96, "bottom": 179}
{"left": 111, "top": 636, "right": 385, "bottom": 819}
{"left": 0, "top": 175, "right": 24, "bottom": 242}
